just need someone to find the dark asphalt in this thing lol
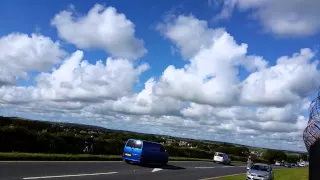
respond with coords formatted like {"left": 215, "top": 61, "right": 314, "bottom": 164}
{"left": 0, "top": 161, "right": 282, "bottom": 180}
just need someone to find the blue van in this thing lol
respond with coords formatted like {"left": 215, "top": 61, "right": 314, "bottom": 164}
{"left": 122, "top": 139, "right": 168, "bottom": 165}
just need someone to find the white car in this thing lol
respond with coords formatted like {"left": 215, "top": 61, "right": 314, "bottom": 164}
{"left": 213, "top": 152, "right": 231, "bottom": 165}
{"left": 299, "top": 161, "right": 309, "bottom": 167}
{"left": 275, "top": 161, "right": 281, "bottom": 166}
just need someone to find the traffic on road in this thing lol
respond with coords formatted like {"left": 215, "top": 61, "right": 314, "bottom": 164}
{"left": 0, "top": 161, "right": 252, "bottom": 180}
{"left": 0, "top": 139, "right": 291, "bottom": 180}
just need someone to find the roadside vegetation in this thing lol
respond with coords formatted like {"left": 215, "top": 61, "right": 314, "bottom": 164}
{"left": 0, "top": 116, "right": 307, "bottom": 163}
{"left": 0, "top": 152, "right": 212, "bottom": 161}
{"left": 216, "top": 167, "right": 308, "bottom": 180}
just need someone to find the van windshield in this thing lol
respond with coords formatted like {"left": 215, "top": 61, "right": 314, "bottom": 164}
{"left": 135, "top": 140, "right": 142, "bottom": 149}
{"left": 126, "top": 140, "right": 142, "bottom": 149}
{"left": 126, "top": 140, "right": 135, "bottom": 148}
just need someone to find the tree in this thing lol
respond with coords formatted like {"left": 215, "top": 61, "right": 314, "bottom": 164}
{"left": 263, "top": 149, "right": 287, "bottom": 164}
{"left": 171, "top": 142, "right": 179, "bottom": 147}
{"left": 300, "top": 154, "right": 309, "bottom": 161}
{"left": 286, "top": 154, "right": 300, "bottom": 163}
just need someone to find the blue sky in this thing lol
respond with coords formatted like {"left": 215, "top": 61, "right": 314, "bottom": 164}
{"left": 1, "top": 0, "right": 320, "bottom": 151}
{"left": 2, "top": 0, "right": 319, "bottom": 87}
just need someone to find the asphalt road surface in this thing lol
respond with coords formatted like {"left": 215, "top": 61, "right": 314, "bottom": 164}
{"left": 0, "top": 161, "right": 282, "bottom": 180}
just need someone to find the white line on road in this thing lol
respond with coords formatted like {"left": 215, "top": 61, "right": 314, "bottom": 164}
{"left": 195, "top": 167, "right": 216, "bottom": 169}
{"left": 195, "top": 165, "right": 236, "bottom": 169}
{"left": 151, "top": 168, "right": 163, "bottom": 172}
{"left": 23, "top": 172, "right": 118, "bottom": 179}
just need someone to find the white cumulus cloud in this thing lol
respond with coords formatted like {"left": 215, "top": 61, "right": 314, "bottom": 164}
{"left": 52, "top": 4, "right": 147, "bottom": 60}
{"left": 34, "top": 50, "right": 149, "bottom": 102}
{"left": 241, "top": 48, "right": 320, "bottom": 106}
{"left": 212, "top": 0, "right": 320, "bottom": 36}
{"left": 0, "top": 33, "right": 65, "bottom": 86}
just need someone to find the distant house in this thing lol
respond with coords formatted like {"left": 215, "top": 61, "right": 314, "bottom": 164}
{"left": 179, "top": 141, "right": 188, "bottom": 146}
{"left": 250, "top": 151, "right": 263, "bottom": 158}
{"left": 88, "top": 131, "right": 97, "bottom": 134}
{"left": 166, "top": 139, "right": 173, "bottom": 145}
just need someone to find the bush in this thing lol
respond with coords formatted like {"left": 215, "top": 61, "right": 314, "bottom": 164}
{"left": 263, "top": 149, "right": 287, "bottom": 164}
{"left": 164, "top": 146, "right": 214, "bottom": 159}
{"left": 0, "top": 152, "right": 210, "bottom": 161}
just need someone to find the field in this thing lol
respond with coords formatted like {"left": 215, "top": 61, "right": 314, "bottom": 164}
{"left": 217, "top": 167, "right": 308, "bottom": 180}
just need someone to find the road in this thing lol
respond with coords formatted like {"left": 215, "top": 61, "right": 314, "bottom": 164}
{"left": 0, "top": 161, "right": 281, "bottom": 180}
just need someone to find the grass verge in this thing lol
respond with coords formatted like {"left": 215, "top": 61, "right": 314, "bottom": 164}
{"left": 215, "top": 167, "right": 308, "bottom": 180}
{"left": 0, "top": 152, "right": 214, "bottom": 162}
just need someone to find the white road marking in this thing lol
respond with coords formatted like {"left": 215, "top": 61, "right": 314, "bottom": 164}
{"left": 195, "top": 167, "right": 216, "bottom": 169}
{"left": 23, "top": 172, "right": 118, "bottom": 179}
{"left": 151, "top": 168, "right": 163, "bottom": 172}
{"left": 195, "top": 165, "right": 236, "bottom": 169}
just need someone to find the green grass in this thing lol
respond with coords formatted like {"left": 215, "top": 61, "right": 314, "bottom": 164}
{"left": 216, "top": 167, "right": 308, "bottom": 180}
{"left": 0, "top": 152, "right": 213, "bottom": 162}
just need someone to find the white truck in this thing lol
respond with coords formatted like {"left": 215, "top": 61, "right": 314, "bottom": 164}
{"left": 213, "top": 152, "right": 231, "bottom": 165}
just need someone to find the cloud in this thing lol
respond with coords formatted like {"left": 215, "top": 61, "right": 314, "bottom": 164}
{"left": 213, "top": 0, "right": 320, "bottom": 36}
{"left": 241, "top": 48, "right": 320, "bottom": 106}
{"left": 52, "top": 4, "right": 147, "bottom": 60}
{"left": 0, "top": 50, "right": 149, "bottom": 106}
{"left": 34, "top": 50, "right": 149, "bottom": 102}
{"left": 156, "top": 15, "right": 318, "bottom": 108}
{"left": 157, "top": 15, "right": 226, "bottom": 59}
{"left": 1, "top": 7, "right": 317, "bottom": 151}
{"left": 155, "top": 16, "right": 253, "bottom": 106}
{"left": 0, "top": 33, "right": 65, "bottom": 86}
{"left": 87, "top": 78, "right": 185, "bottom": 116}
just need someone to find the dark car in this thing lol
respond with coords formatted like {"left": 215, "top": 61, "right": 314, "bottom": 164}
{"left": 284, "top": 162, "right": 292, "bottom": 168}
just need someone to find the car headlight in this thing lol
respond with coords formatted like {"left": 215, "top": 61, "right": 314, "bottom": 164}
{"left": 263, "top": 175, "right": 269, "bottom": 179}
